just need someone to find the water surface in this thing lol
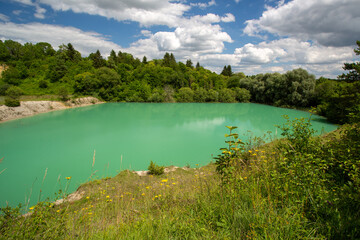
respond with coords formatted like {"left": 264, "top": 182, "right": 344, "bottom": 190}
{"left": 0, "top": 103, "right": 337, "bottom": 208}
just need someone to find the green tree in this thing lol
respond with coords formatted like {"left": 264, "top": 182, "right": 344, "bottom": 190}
{"left": 89, "top": 50, "right": 106, "bottom": 69}
{"left": 339, "top": 40, "right": 360, "bottom": 82}
{"left": 186, "top": 59, "right": 193, "bottom": 68}
{"left": 74, "top": 72, "right": 100, "bottom": 95}
{"left": 218, "top": 88, "right": 236, "bottom": 102}
{"left": 47, "top": 57, "right": 67, "bottom": 83}
{"left": 177, "top": 87, "right": 194, "bottom": 102}
{"left": 2, "top": 66, "right": 22, "bottom": 85}
{"left": 233, "top": 87, "right": 251, "bottom": 102}
{"left": 194, "top": 87, "right": 207, "bottom": 102}
{"left": 206, "top": 89, "right": 219, "bottom": 102}
{"left": 283, "top": 68, "right": 316, "bottom": 107}
{"left": 221, "top": 65, "right": 233, "bottom": 77}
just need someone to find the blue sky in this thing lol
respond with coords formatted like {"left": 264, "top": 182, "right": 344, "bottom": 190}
{"left": 0, "top": 0, "right": 359, "bottom": 78}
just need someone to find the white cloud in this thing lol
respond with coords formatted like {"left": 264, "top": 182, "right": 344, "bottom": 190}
{"left": 0, "top": 22, "right": 122, "bottom": 57}
{"left": 244, "top": 0, "right": 360, "bottom": 47}
{"left": 12, "top": 10, "right": 22, "bottom": 16}
{"left": 221, "top": 13, "right": 235, "bottom": 23}
{"left": 190, "top": 0, "right": 216, "bottom": 9}
{"left": 231, "top": 38, "right": 355, "bottom": 77}
{"left": 141, "top": 30, "right": 152, "bottom": 37}
{"left": 16, "top": 0, "right": 190, "bottom": 27}
{"left": 0, "top": 14, "right": 10, "bottom": 22}
{"left": 235, "top": 43, "right": 286, "bottom": 64}
{"left": 13, "top": 0, "right": 48, "bottom": 19}
{"left": 153, "top": 32, "right": 181, "bottom": 51}
{"left": 34, "top": 6, "right": 47, "bottom": 19}
{"left": 234, "top": 38, "right": 354, "bottom": 65}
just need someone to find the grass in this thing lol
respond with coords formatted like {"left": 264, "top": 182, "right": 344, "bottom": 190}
{"left": 1, "top": 120, "right": 359, "bottom": 239}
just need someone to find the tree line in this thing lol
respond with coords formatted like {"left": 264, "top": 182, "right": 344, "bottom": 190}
{"left": 0, "top": 39, "right": 359, "bottom": 124}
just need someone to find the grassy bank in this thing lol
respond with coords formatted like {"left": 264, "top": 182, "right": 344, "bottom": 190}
{"left": 1, "top": 118, "right": 359, "bottom": 239}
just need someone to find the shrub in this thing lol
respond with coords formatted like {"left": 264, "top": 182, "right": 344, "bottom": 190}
{"left": 148, "top": 161, "right": 164, "bottom": 175}
{"left": 218, "top": 88, "right": 236, "bottom": 103}
{"left": 5, "top": 86, "right": 23, "bottom": 107}
{"left": 176, "top": 87, "right": 194, "bottom": 102}
{"left": 234, "top": 87, "right": 251, "bottom": 102}
{"left": 38, "top": 79, "right": 48, "bottom": 88}
{"left": 57, "top": 86, "right": 69, "bottom": 101}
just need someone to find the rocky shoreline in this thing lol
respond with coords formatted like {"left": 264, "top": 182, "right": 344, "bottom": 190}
{"left": 0, "top": 97, "right": 103, "bottom": 122}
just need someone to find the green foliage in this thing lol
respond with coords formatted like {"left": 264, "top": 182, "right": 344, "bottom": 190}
{"left": 214, "top": 126, "right": 245, "bottom": 184}
{"left": 38, "top": 79, "right": 48, "bottom": 89}
{"left": 176, "top": 87, "right": 194, "bottom": 102}
{"left": 221, "top": 65, "right": 233, "bottom": 77}
{"left": 5, "top": 86, "right": 22, "bottom": 107}
{"left": 57, "top": 86, "right": 69, "bottom": 101}
{"left": 317, "top": 80, "right": 360, "bottom": 124}
{"left": 277, "top": 115, "right": 316, "bottom": 152}
{"left": 89, "top": 50, "right": 106, "bottom": 69}
{"left": 218, "top": 88, "right": 236, "bottom": 103}
{"left": 214, "top": 118, "right": 360, "bottom": 239}
{"left": 339, "top": 40, "right": 360, "bottom": 81}
{"left": 233, "top": 87, "right": 250, "bottom": 102}
{"left": 147, "top": 161, "right": 164, "bottom": 175}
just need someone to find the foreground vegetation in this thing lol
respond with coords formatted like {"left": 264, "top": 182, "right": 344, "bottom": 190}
{"left": 1, "top": 40, "right": 359, "bottom": 124}
{"left": 1, "top": 117, "right": 359, "bottom": 239}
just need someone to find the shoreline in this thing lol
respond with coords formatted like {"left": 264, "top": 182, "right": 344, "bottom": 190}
{"left": 0, "top": 97, "right": 104, "bottom": 123}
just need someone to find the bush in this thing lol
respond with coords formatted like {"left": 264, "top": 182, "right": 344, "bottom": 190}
{"left": 234, "top": 87, "right": 251, "bottom": 102}
{"left": 218, "top": 88, "right": 236, "bottom": 103}
{"left": 5, "top": 86, "right": 23, "bottom": 107}
{"left": 176, "top": 87, "right": 194, "bottom": 102}
{"left": 38, "top": 79, "right": 49, "bottom": 88}
{"left": 148, "top": 161, "right": 164, "bottom": 175}
{"left": 5, "top": 98, "right": 20, "bottom": 107}
{"left": 58, "top": 86, "right": 69, "bottom": 101}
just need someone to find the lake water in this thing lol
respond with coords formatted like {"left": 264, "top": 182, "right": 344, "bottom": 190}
{"left": 0, "top": 103, "right": 337, "bottom": 209}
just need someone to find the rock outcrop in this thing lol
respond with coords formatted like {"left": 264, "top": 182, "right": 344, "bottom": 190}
{"left": 0, "top": 97, "right": 103, "bottom": 122}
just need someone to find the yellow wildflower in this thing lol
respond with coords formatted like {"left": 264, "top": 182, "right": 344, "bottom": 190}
{"left": 141, "top": 193, "right": 145, "bottom": 196}
{"left": 106, "top": 195, "right": 110, "bottom": 198}
{"left": 248, "top": 150, "right": 252, "bottom": 153}
{"left": 161, "top": 179, "right": 168, "bottom": 183}
{"left": 66, "top": 177, "right": 71, "bottom": 180}
{"left": 29, "top": 206, "right": 35, "bottom": 210}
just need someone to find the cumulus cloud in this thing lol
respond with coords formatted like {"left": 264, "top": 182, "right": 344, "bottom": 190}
{"left": 235, "top": 38, "right": 354, "bottom": 64}
{"left": 244, "top": 0, "right": 360, "bottom": 47}
{"left": 235, "top": 43, "right": 286, "bottom": 64}
{"left": 231, "top": 38, "right": 355, "bottom": 77}
{"left": 0, "top": 22, "right": 122, "bottom": 56}
{"left": 125, "top": 20, "right": 233, "bottom": 62}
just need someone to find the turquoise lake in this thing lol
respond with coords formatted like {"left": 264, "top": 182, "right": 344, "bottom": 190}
{"left": 0, "top": 103, "right": 338, "bottom": 209}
